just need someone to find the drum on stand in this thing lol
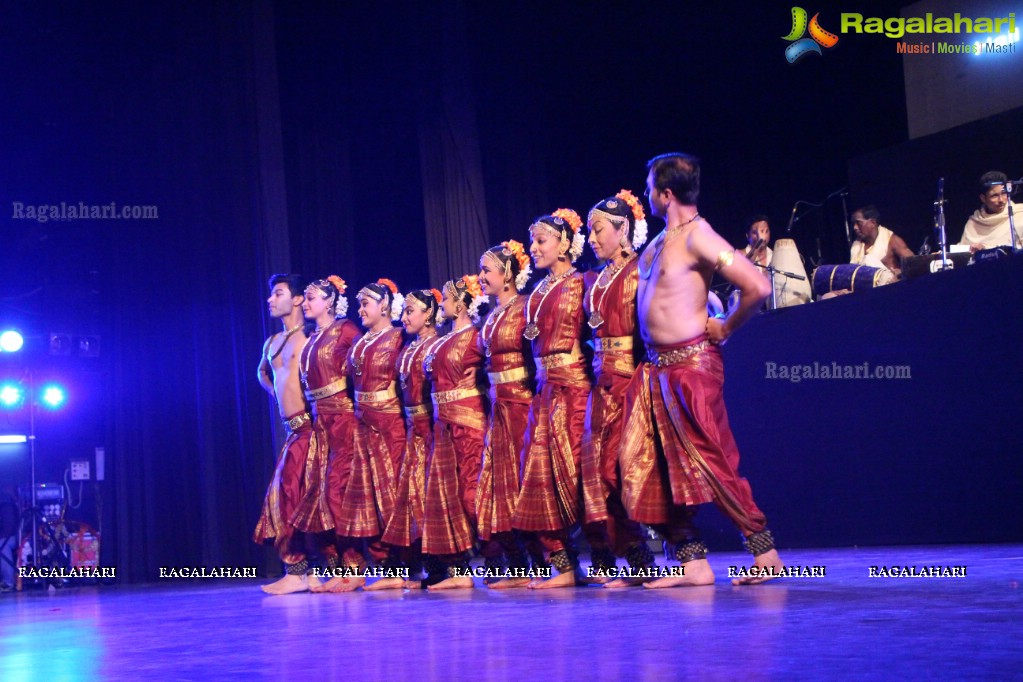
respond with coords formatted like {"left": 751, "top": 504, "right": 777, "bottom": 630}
{"left": 769, "top": 238, "right": 812, "bottom": 308}
{"left": 812, "top": 264, "right": 895, "bottom": 298}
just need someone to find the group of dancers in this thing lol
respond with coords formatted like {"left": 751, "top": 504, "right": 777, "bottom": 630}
{"left": 252, "top": 152, "right": 785, "bottom": 594}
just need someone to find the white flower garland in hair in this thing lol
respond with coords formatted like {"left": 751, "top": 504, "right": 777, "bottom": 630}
{"left": 569, "top": 230, "right": 586, "bottom": 263}
{"left": 334, "top": 296, "right": 349, "bottom": 319}
{"left": 468, "top": 294, "right": 488, "bottom": 323}
{"left": 514, "top": 263, "right": 532, "bottom": 292}
{"left": 390, "top": 292, "right": 405, "bottom": 321}
{"left": 632, "top": 218, "right": 649, "bottom": 250}
{"left": 435, "top": 305, "right": 447, "bottom": 324}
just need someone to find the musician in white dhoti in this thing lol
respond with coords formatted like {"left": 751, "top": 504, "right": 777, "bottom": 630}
{"left": 849, "top": 205, "right": 913, "bottom": 280}
{"left": 960, "top": 171, "right": 1022, "bottom": 252}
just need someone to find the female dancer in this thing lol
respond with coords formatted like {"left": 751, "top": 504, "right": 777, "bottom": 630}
{"left": 512, "top": 209, "right": 591, "bottom": 588}
{"left": 421, "top": 275, "right": 488, "bottom": 590}
{"left": 373, "top": 289, "right": 442, "bottom": 590}
{"left": 476, "top": 241, "right": 536, "bottom": 588}
{"left": 582, "top": 191, "right": 658, "bottom": 586}
{"left": 333, "top": 278, "right": 406, "bottom": 591}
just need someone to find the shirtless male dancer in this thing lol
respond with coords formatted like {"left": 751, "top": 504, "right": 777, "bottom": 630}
{"left": 254, "top": 274, "right": 325, "bottom": 594}
{"left": 620, "top": 153, "right": 785, "bottom": 587}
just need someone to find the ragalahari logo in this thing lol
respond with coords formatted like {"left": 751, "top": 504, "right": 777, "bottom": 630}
{"left": 783, "top": 7, "right": 839, "bottom": 63}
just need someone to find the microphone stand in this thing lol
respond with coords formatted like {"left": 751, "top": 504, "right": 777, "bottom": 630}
{"left": 934, "top": 177, "right": 950, "bottom": 271}
{"left": 1007, "top": 178, "right": 1021, "bottom": 254}
{"left": 754, "top": 262, "right": 806, "bottom": 310}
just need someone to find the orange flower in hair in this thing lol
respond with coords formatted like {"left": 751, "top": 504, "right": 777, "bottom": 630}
{"left": 502, "top": 240, "right": 530, "bottom": 273}
{"left": 430, "top": 288, "right": 442, "bottom": 304}
{"left": 462, "top": 274, "right": 483, "bottom": 299}
{"left": 377, "top": 278, "right": 399, "bottom": 294}
{"left": 615, "top": 189, "right": 645, "bottom": 222}
{"left": 551, "top": 208, "right": 583, "bottom": 233}
{"left": 327, "top": 275, "right": 347, "bottom": 293}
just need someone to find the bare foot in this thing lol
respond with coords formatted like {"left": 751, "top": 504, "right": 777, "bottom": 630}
{"left": 323, "top": 576, "right": 366, "bottom": 592}
{"left": 581, "top": 574, "right": 613, "bottom": 586}
{"left": 731, "top": 549, "right": 784, "bottom": 586}
{"left": 260, "top": 574, "right": 309, "bottom": 595}
{"left": 306, "top": 573, "right": 323, "bottom": 592}
{"left": 365, "top": 577, "right": 407, "bottom": 591}
{"left": 644, "top": 558, "right": 715, "bottom": 589}
{"left": 427, "top": 576, "right": 474, "bottom": 591}
{"left": 604, "top": 576, "right": 649, "bottom": 589}
{"left": 487, "top": 577, "right": 531, "bottom": 590}
{"left": 529, "top": 570, "right": 579, "bottom": 590}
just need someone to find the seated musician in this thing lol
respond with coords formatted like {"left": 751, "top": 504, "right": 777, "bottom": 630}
{"left": 849, "top": 205, "right": 913, "bottom": 279}
{"left": 742, "top": 214, "right": 772, "bottom": 268}
{"left": 960, "top": 171, "right": 1022, "bottom": 253}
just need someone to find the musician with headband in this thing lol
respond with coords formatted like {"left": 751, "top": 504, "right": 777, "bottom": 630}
{"left": 960, "top": 171, "right": 1022, "bottom": 252}
{"left": 620, "top": 153, "right": 784, "bottom": 587}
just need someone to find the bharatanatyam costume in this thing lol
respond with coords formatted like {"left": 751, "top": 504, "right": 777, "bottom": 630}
{"left": 476, "top": 242, "right": 536, "bottom": 575}
{"left": 619, "top": 333, "right": 775, "bottom": 564}
{"left": 512, "top": 210, "right": 591, "bottom": 576}
{"left": 421, "top": 277, "right": 488, "bottom": 578}
{"left": 381, "top": 290, "right": 440, "bottom": 576}
{"left": 580, "top": 193, "right": 656, "bottom": 575}
{"left": 298, "top": 276, "right": 361, "bottom": 573}
{"left": 337, "top": 282, "right": 407, "bottom": 571}
{"left": 253, "top": 409, "right": 324, "bottom": 571}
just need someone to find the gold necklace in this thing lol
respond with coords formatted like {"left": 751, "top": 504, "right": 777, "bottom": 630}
{"left": 269, "top": 322, "right": 303, "bottom": 362}
{"left": 587, "top": 254, "right": 635, "bottom": 329}
{"left": 399, "top": 332, "right": 435, "bottom": 389}
{"left": 351, "top": 326, "right": 389, "bottom": 376}
{"left": 639, "top": 213, "right": 700, "bottom": 280}
{"left": 523, "top": 268, "right": 576, "bottom": 340}
{"left": 424, "top": 323, "right": 472, "bottom": 373}
{"left": 481, "top": 295, "right": 517, "bottom": 357}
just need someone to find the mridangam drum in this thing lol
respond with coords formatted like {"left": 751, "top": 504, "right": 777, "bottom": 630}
{"left": 769, "top": 238, "right": 812, "bottom": 308}
{"left": 812, "top": 264, "right": 895, "bottom": 298}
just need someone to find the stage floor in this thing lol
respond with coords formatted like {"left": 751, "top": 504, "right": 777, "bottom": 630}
{"left": 1, "top": 544, "right": 1019, "bottom": 680}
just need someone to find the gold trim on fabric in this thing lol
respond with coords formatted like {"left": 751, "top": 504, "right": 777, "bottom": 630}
{"left": 304, "top": 377, "right": 348, "bottom": 401}
{"left": 283, "top": 413, "right": 312, "bottom": 433}
{"left": 404, "top": 403, "right": 430, "bottom": 418}
{"left": 594, "top": 336, "right": 633, "bottom": 352}
{"left": 488, "top": 366, "right": 529, "bottom": 385}
{"left": 646, "top": 341, "right": 709, "bottom": 368}
{"left": 355, "top": 383, "right": 398, "bottom": 403}
{"left": 431, "top": 387, "right": 483, "bottom": 405}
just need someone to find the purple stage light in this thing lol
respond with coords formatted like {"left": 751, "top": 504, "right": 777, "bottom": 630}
{"left": 40, "top": 384, "right": 66, "bottom": 408}
{"left": 0, "top": 383, "right": 25, "bottom": 407}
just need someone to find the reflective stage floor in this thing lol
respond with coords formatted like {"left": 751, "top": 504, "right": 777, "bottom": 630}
{"left": 1, "top": 544, "right": 1019, "bottom": 680}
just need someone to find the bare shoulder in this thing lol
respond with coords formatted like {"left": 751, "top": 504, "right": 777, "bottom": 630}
{"left": 686, "top": 220, "right": 732, "bottom": 263}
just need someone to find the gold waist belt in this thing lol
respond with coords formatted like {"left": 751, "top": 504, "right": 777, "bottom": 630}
{"left": 304, "top": 377, "right": 347, "bottom": 401}
{"left": 355, "top": 383, "right": 398, "bottom": 403}
{"left": 594, "top": 336, "right": 633, "bottom": 352}
{"left": 647, "top": 341, "right": 710, "bottom": 368}
{"left": 534, "top": 350, "right": 583, "bottom": 370}
{"left": 488, "top": 366, "right": 529, "bottom": 385}
{"left": 404, "top": 403, "right": 430, "bottom": 418}
{"left": 431, "top": 387, "right": 483, "bottom": 405}
{"left": 283, "top": 413, "right": 312, "bottom": 432}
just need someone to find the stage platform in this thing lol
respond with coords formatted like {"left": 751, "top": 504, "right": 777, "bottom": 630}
{"left": 2, "top": 544, "right": 1019, "bottom": 680}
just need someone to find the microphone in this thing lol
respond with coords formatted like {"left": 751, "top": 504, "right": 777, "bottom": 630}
{"left": 786, "top": 203, "right": 798, "bottom": 233}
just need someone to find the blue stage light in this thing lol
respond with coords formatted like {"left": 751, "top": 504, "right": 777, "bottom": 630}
{"left": 40, "top": 384, "right": 66, "bottom": 409}
{"left": 0, "top": 434, "right": 27, "bottom": 444}
{"left": 0, "top": 330, "right": 24, "bottom": 353}
{"left": 0, "top": 383, "right": 25, "bottom": 408}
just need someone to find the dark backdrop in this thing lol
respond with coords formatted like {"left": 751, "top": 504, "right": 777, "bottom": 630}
{"left": 1, "top": 1, "right": 1015, "bottom": 581}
